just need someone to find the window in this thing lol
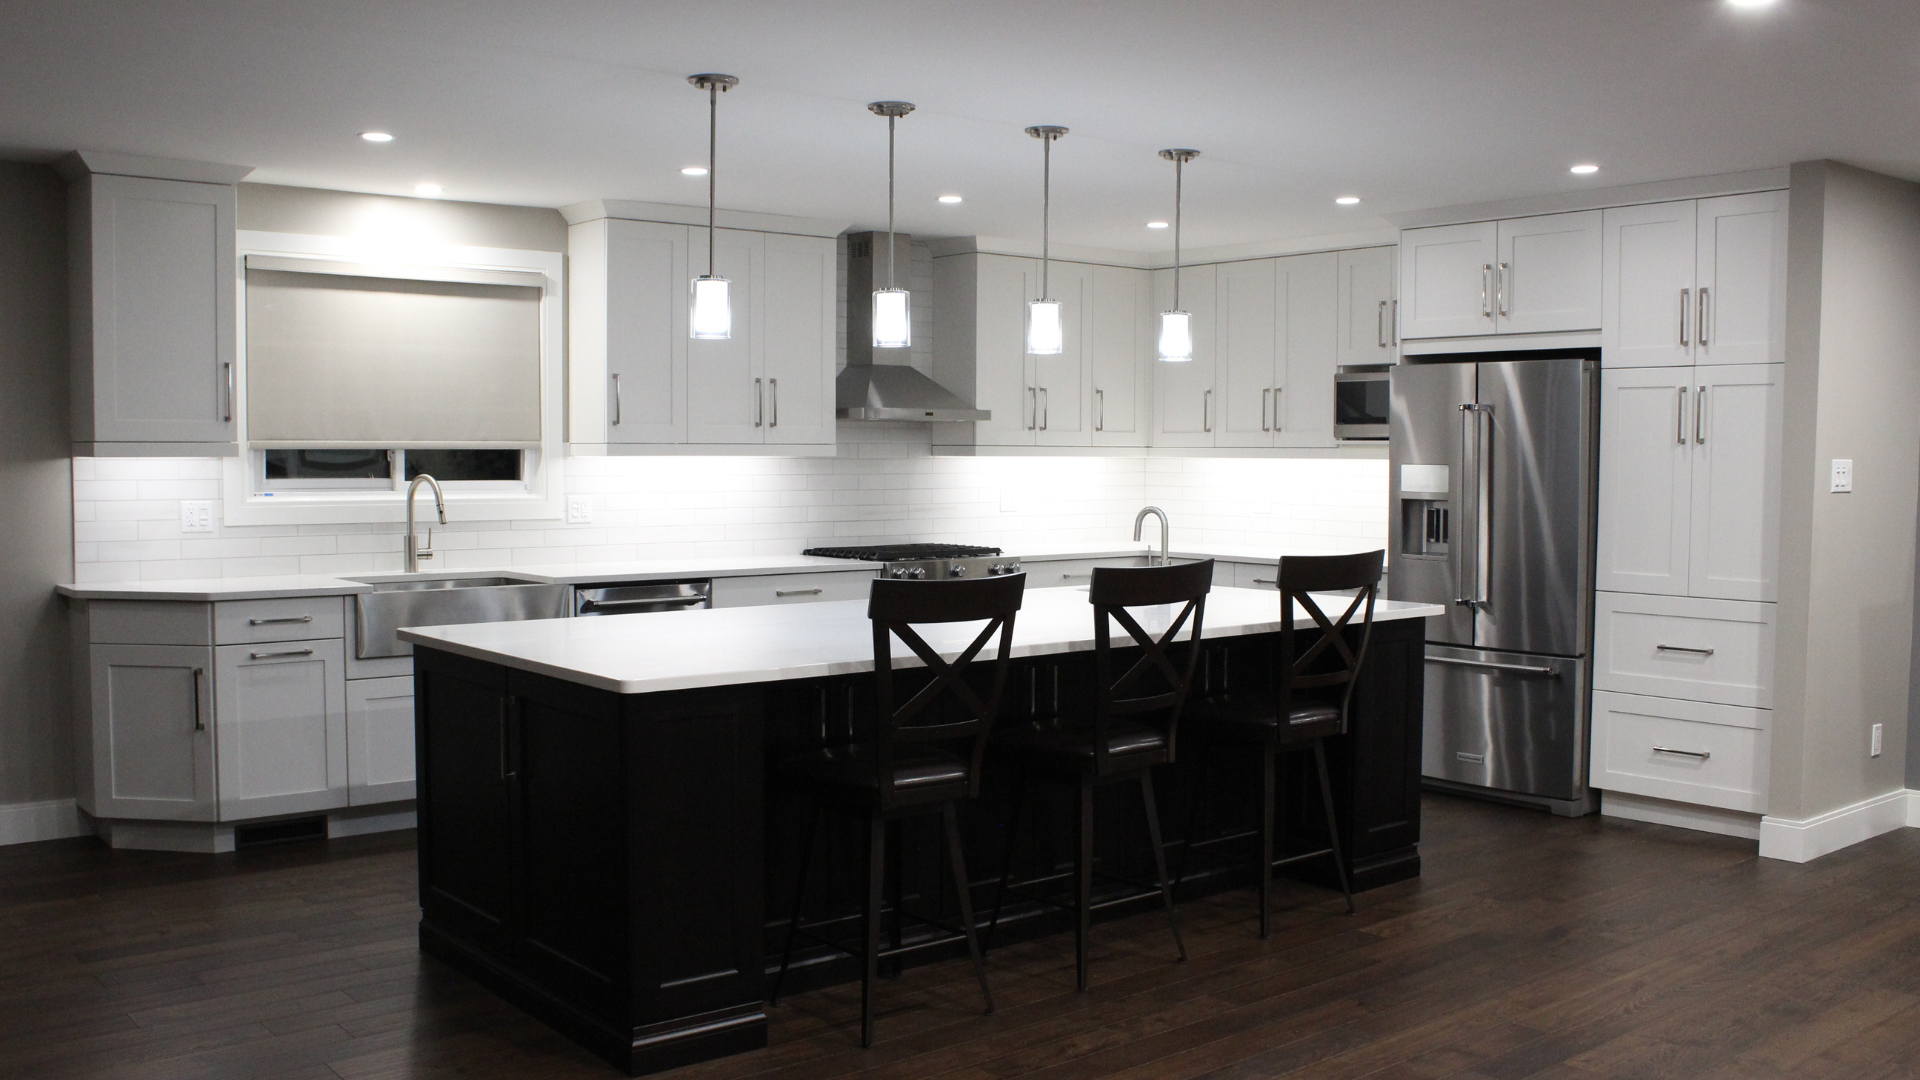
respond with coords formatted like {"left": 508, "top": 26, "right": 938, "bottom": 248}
{"left": 257, "top": 448, "right": 529, "bottom": 493}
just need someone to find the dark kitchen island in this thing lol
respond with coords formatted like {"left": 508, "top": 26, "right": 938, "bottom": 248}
{"left": 401, "top": 584, "right": 1439, "bottom": 1075}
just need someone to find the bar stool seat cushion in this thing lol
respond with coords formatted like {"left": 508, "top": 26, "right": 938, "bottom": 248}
{"left": 993, "top": 717, "right": 1167, "bottom": 771}
{"left": 1183, "top": 695, "right": 1343, "bottom": 743}
{"left": 778, "top": 745, "right": 971, "bottom": 800}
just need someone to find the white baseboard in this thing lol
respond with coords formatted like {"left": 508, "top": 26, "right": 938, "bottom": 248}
{"left": 1909, "top": 790, "right": 1920, "bottom": 829}
{"left": 0, "top": 798, "right": 89, "bottom": 846}
{"left": 1601, "top": 791, "right": 1762, "bottom": 840}
{"left": 1760, "top": 788, "right": 1912, "bottom": 863}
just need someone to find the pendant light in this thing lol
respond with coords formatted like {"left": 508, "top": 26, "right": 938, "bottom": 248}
{"left": 1025, "top": 125, "right": 1068, "bottom": 355}
{"left": 1157, "top": 148, "right": 1200, "bottom": 362}
{"left": 688, "top": 73, "right": 738, "bottom": 340}
{"left": 868, "top": 101, "right": 915, "bottom": 349}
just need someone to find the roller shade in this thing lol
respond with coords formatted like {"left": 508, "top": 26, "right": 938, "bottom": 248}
{"left": 244, "top": 266, "right": 543, "bottom": 448}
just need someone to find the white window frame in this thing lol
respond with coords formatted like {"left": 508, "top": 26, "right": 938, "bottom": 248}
{"left": 223, "top": 231, "right": 566, "bottom": 527}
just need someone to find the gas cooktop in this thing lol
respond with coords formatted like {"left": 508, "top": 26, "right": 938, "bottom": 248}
{"left": 803, "top": 543, "right": 1002, "bottom": 562}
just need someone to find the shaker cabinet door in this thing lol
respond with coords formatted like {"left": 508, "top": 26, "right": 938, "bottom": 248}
{"left": 600, "top": 219, "right": 689, "bottom": 444}
{"left": 1688, "top": 364, "right": 1783, "bottom": 602}
{"left": 761, "top": 233, "right": 837, "bottom": 446}
{"left": 974, "top": 253, "right": 1040, "bottom": 447}
{"left": 347, "top": 675, "right": 417, "bottom": 806}
{"left": 1275, "top": 251, "right": 1339, "bottom": 448}
{"left": 1336, "top": 245, "right": 1397, "bottom": 365}
{"left": 1215, "top": 257, "right": 1279, "bottom": 448}
{"left": 1033, "top": 263, "right": 1089, "bottom": 446}
{"left": 1696, "top": 190, "right": 1787, "bottom": 367}
{"left": 1597, "top": 368, "right": 1694, "bottom": 597}
{"left": 1398, "top": 221, "right": 1497, "bottom": 339}
{"left": 1089, "top": 264, "right": 1150, "bottom": 444}
{"left": 214, "top": 639, "right": 348, "bottom": 820}
{"left": 88, "top": 644, "right": 218, "bottom": 821}
{"left": 1496, "top": 210, "right": 1602, "bottom": 334}
{"left": 1602, "top": 201, "right": 1697, "bottom": 369}
{"left": 1151, "top": 265, "right": 1218, "bottom": 446}
{"left": 684, "top": 228, "right": 764, "bottom": 444}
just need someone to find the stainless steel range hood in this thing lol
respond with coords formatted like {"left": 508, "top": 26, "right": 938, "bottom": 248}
{"left": 837, "top": 231, "right": 989, "bottom": 422}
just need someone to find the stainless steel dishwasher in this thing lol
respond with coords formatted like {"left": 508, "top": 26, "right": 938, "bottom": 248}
{"left": 573, "top": 580, "right": 713, "bottom": 616}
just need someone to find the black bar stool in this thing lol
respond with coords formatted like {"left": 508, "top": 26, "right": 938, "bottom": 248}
{"left": 986, "top": 559, "right": 1212, "bottom": 991}
{"left": 1180, "top": 550, "right": 1384, "bottom": 937}
{"left": 770, "top": 572, "right": 1025, "bottom": 1048}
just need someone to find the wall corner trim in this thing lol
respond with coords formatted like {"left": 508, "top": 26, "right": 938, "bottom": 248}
{"left": 1759, "top": 788, "right": 1912, "bottom": 863}
{"left": 0, "top": 798, "right": 88, "bottom": 847}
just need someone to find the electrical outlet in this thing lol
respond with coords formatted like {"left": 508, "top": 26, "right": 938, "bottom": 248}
{"left": 180, "top": 500, "right": 214, "bottom": 534}
{"left": 1831, "top": 459, "right": 1854, "bottom": 493}
{"left": 1872, "top": 723, "right": 1883, "bottom": 757}
{"left": 566, "top": 496, "right": 593, "bottom": 524}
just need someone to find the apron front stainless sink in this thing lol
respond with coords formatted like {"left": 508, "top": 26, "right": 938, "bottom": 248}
{"left": 348, "top": 574, "right": 571, "bottom": 658}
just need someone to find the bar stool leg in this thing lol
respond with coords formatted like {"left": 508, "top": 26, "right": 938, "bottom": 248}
{"left": 862, "top": 812, "right": 886, "bottom": 1048}
{"left": 1139, "top": 771, "right": 1186, "bottom": 963}
{"left": 770, "top": 800, "right": 820, "bottom": 1005}
{"left": 942, "top": 801, "right": 994, "bottom": 1015}
{"left": 1075, "top": 778, "right": 1094, "bottom": 992}
{"left": 984, "top": 768, "right": 1028, "bottom": 953}
{"left": 1260, "top": 749, "right": 1276, "bottom": 939}
{"left": 886, "top": 818, "right": 904, "bottom": 978}
{"left": 1313, "top": 741, "right": 1355, "bottom": 915}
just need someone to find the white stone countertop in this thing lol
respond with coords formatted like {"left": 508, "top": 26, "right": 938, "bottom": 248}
{"left": 399, "top": 585, "right": 1441, "bottom": 696}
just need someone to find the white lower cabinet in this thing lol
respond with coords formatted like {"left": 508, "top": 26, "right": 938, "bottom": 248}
{"left": 213, "top": 639, "right": 348, "bottom": 820}
{"left": 347, "top": 676, "right": 416, "bottom": 806}
{"left": 1591, "top": 690, "right": 1769, "bottom": 814}
{"left": 710, "top": 571, "right": 876, "bottom": 608}
{"left": 1594, "top": 591, "right": 1775, "bottom": 709}
{"left": 87, "top": 643, "right": 218, "bottom": 821}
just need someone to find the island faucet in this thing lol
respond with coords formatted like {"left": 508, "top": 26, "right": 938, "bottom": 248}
{"left": 404, "top": 473, "right": 446, "bottom": 573}
{"left": 1133, "top": 505, "right": 1170, "bottom": 566}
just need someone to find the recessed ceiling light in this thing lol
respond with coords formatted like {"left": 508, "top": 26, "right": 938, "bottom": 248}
{"left": 938, "top": 194, "right": 963, "bottom": 204}
{"left": 1570, "top": 163, "right": 1600, "bottom": 175}
{"left": 1726, "top": 0, "right": 1776, "bottom": 7}
{"left": 681, "top": 166, "right": 708, "bottom": 176}
{"left": 1335, "top": 196, "right": 1361, "bottom": 205}
{"left": 415, "top": 183, "right": 442, "bottom": 198}
{"left": 1147, "top": 220, "right": 1170, "bottom": 229}
{"left": 359, "top": 131, "right": 394, "bottom": 143}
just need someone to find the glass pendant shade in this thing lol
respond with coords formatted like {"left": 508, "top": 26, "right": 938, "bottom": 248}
{"left": 1027, "top": 299, "right": 1064, "bottom": 355}
{"left": 872, "top": 288, "right": 912, "bottom": 349}
{"left": 1157, "top": 309, "right": 1193, "bottom": 361}
{"left": 690, "top": 276, "right": 732, "bottom": 340}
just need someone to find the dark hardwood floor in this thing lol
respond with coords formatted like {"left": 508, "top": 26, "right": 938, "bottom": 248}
{"left": 7, "top": 794, "right": 1920, "bottom": 1080}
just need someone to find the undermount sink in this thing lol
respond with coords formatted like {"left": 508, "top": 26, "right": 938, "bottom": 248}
{"left": 350, "top": 573, "right": 570, "bottom": 659}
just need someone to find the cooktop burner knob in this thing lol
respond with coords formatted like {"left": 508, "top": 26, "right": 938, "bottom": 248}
{"left": 889, "top": 567, "right": 910, "bottom": 578}
{"left": 949, "top": 565, "right": 968, "bottom": 577}
{"left": 909, "top": 566, "right": 928, "bottom": 579}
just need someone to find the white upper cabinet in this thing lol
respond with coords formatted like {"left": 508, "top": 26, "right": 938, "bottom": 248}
{"left": 1151, "top": 264, "right": 1219, "bottom": 447}
{"left": 1336, "top": 245, "right": 1398, "bottom": 365}
{"left": 67, "top": 162, "right": 247, "bottom": 456}
{"left": 1398, "top": 221, "right": 1496, "bottom": 338}
{"left": 1089, "top": 264, "right": 1151, "bottom": 445}
{"left": 565, "top": 201, "right": 844, "bottom": 455}
{"left": 1597, "top": 363, "right": 1782, "bottom": 602}
{"left": 1697, "top": 191, "right": 1788, "bottom": 367}
{"left": 1497, "top": 211, "right": 1603, "bottom": 334}
{"left": 1215, "top": 253, "right": 1339, "bottom": 449}
{"left": 1276, "top": 252, "right": 1339, "bottom": 448}
{"left": 1400, "top": 212, "right": 1601, "bottom": 339}
{"left": 1601, "top": 191, "right": 1786, "bottom": 370}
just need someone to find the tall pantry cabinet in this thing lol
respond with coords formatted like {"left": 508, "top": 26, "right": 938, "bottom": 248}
{"left": 1589, "top": 189, "right": 1788, "bottom": 823}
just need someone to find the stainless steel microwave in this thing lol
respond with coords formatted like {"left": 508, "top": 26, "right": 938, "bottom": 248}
{"left": 1335, "top": 370, "right": 1390, "bottom": 440}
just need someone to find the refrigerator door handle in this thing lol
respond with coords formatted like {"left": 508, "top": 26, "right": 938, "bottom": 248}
{"left": 1458, "top": 403, "right": 1493, "bottom": 608}
{"left": 1427, "top": 655, "right": 1559, "bottom": 677}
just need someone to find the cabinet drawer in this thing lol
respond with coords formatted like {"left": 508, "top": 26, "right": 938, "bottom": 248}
{"left": 709, "top": 571, "right": 873, "bottom": 608}
{"left": 214, "top": 596, "right": 346, "bottom": 645}
{"left": 1591, "top": 690, "right": 1768, "bottom": 813}
{"left": 1233, "top": 562, "right": 1280, "bottom": 590}
{"left": 88, "top": 600, "right": 212, "bottom": 645}
{"left": 1594, "top": 592, "right": 1774, "bottom": 708}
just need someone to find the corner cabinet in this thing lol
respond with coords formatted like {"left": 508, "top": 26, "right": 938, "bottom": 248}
{"left": 64, "top": 158, "right": 251, "bottom": 457}
{"left": 565, "top": 200, "right": 845, "bottom": 456}
{"left": 1398, "top": 211, "right": 1601, "bottom": 340}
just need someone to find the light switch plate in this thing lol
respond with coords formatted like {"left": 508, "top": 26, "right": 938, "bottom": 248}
{"left": 1831, "top": 459, "right": 1853, "bottom": 493}
{"left": 566, "top": 496, "right": 593, "bottom": 524}
{"left": 180, "top": 500, "right": 214, "bottom": 534}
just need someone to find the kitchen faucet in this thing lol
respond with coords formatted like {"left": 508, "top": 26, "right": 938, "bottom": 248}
{"left": 1133, "top": 505, "right": 1170, "bottom": 566}
{"left": 404, "top": 473, "right": 446, "bottom": 573}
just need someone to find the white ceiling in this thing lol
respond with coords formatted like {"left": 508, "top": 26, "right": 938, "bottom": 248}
{"left": 2, "top": 0, "right": 1916, "bottom": 251}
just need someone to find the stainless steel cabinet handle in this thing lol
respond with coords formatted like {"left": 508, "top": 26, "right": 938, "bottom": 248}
{"left": 1698, "top": 287, "right": 1709, "bottom": 347}
{"left": 1676, "top": 386, "right": 1688, "bottom": 445}
{"left": 1497, "top": 262, "right": 1510, "bottom": 318}
{"left": 1041, "top": 387, "right": 1049, "bottom": 431}
{"left": 1427, "top": 655, "right": 1558, "bottom": 676}
{"left": 248, "top": 615, "right": 312, "bottom": 626}
{"left": 1377, "top": 300, "right": 1387, "bottom": 348}
{"left": 500, "top": 695, "right": 519, "bottom": 780}
{"left": 1680, "top": 288, "right": 1691, "bottom": 347}
{"left": 1695, "top": 385, "right": 1706, "bottom": 445}
{"left": 1656, "top": 644, "right": 1716, "bottom": 656}
{"left": 1251, "top": 577, "right": 1277, "bottom": 585}
{"left": 1060, "top": 572, "right": 1092, "bottom": 580}
{"left": 1653, "top": 746, "right": 1711, "bottom": 760}
{"left": 1027, "top": 387, "right": 1037, "bottom": 431}
{"left": 775, "top": 588, "right": 823, "bottom": 597}
{"left": 611, "top": 373, "right": 622, "bottom": 426}
{"left": 222, "top": 362, "right": 234, "bottom": 423}
{"left": 191, "top": 666, "right": 205, "bottom": 731}
{"left": 1272, "top": 386, "right": 1282, "bottom": 432}
{"left": 769, "top": 378, "right": 778, "bottom": 428}
{"left": 1203, "top": 389, "right": 1212, "bottom": 432}
{"left": 248, "top": 648, "right": 314, "bottom": 660}
{"left": 1391, "top": 299, "right": 1398, "bottom": 345}
{"left": 754, "top": 378, "right": 764, "bottom": 427}
{"left": 1262, "top": 387, "right": 1272, "bottom": 431}
{"left": 1095, "top": 388, "right": 1104, "bottom": 431}
{"left": 1481, "top": 264, "right": 1492, "bottom": 318}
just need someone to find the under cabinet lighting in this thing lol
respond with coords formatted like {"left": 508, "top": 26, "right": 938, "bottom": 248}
{"left": 1726, "top": 0, "right": 1776, "bottom": 7}
{"left": 938, "top": 194, "right": 963, "bottom": 204}
{"left": 681, "top": 166, "right": 708, "bottom": 176}
{"left": 414, "top": 183, "right": 442, "bottom": 198}
{"left": 1146, "top": 221, "right": 1170, "bottom": 229}
{"left": 360, "top": 131, "right": 394, "bottom": 143}
{"left": 1570, "top": 163, "right": 1600, "bottom": 175}
{"left": 1336, "top": 196, "right": 1361, "bottom": 205}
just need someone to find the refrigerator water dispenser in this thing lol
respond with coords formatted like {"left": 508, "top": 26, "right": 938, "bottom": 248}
{"left": 1400, "top": 499, "right": 1449, "bottom": 556}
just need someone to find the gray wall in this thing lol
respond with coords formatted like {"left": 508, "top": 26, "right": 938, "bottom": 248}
{"left": 1771, "top": 160, "right": 1920, "bottom": 821}
{"left": 238, "top": 184, "right": 567, "bottom": 252}
{"left": 0, "top": 163, "right": 73, "bottom": 807}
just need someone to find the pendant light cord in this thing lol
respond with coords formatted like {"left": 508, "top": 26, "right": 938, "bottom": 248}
{"left": 1041, "top": 135, "right": 1051, "bottom": 301}
{"left": 707, "top": 81, "right": 718, "bottom": 279}
{"left": 1173, "top": 155, "right": 1183, "bottom": 311}
{"left": 887, "top": 115, "right": 897, "bottom": 291}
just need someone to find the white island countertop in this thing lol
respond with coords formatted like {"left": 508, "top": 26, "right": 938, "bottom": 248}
{"left": 399, "top": 585, "right": 1442, "bottom": 696}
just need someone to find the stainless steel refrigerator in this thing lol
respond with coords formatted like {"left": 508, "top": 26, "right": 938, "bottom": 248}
{"left": 1389, "top": 353, "right": 1599, "bottom": 817}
